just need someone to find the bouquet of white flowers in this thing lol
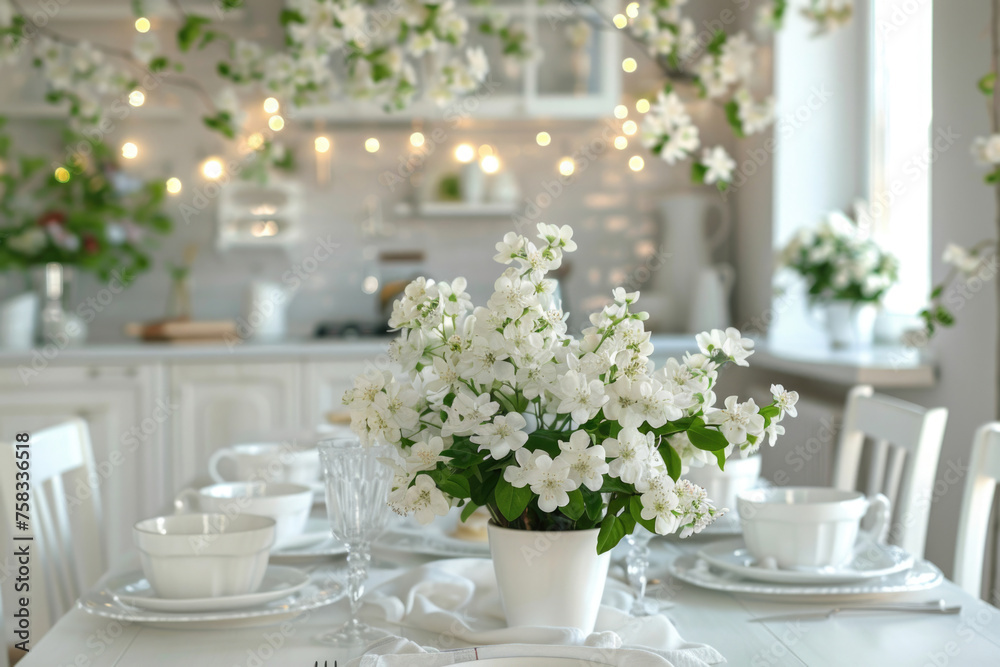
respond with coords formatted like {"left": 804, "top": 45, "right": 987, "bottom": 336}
{"left": 344, "top": 223, "right": 798, "bottom": 554}
{"left": 779, "top": 209, "right": 898, "bottom": 304}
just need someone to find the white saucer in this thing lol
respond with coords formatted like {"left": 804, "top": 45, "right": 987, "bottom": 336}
{"left": 697, "top": 539, "right": 915, "bottom": 585}
{"left": 81, "top": 567, "right": 345, "bottom": 629}
{"left": 454, "top": 659, "right": 612, "bottom": 666}
{"left": 669, "top": 553, "right": 942, "bottom": 599}
{"left": 375, "top": 525, "right": 490, "bottom": 558}
{"left": 112, "top": 566, "right": 310, "bottom": 612}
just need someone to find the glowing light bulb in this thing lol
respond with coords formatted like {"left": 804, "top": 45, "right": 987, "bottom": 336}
{"left": 314, "top": 136, "right": 331, "bottom": 153}
{"left": 247, "top": 132, "right": 265, "bottom": 150}
{"left": 623, "top": 120, "right": 638, "bottom": 135}
{"left": 454, "top": 143, "right": 475, "bottom": 163}
{"left": 166, "top": 177, "right": 182, "bottom": 194}
{"left": 410, "top": 132, "right": 425, "bottom": 147}
{"left": 636, "top": 98, "right": 650, "bottom": 113}
{"left": 626, "top": 2, "right": 639, "bottom": 18}
{"left": 622, "top": 58, "right": 637, "bottom": 73}
{"left": 478, "top": 144, "right": 494, "bottom": 158}
{"left": 121, "top": 142, "right": 138, "bottom": 159}
{"left": 54, "top": 167, "right": 70, "bottom": 183}
{"left": 128, "top": 90, "right": 145, "bottom": 107}
{"left": 629, "top": 155, "right": 645, "bottom": 171}
{"left": 365, "top": 137, "right": 380, "bottom": 153}
{"left": 558, "top": 158, "right": 575, "bottom": 176}
{"left": 480, "top": 155, "right": 500, "bottom": 174}
{"left": 613, "top": 14, "right": 627, "bottom": 29}
{"left": 267, "top": 115, "right": 284, "bottom": 131}
{"left": 263, "top": 97, "right": 279, "bottom": 113}
{"left": 614, "top": 136, "right": 628, "bottom": 150}
{"left": 134, "top": 17, "right": 150, "bottom": 33}
{"left": 614, "top": 104, "right": 628, "bottom": 119}
{"left": 201, "top": 158, "right": 224, "bottom": 179}
{"left": 536, "top": 131, "right": 551, "bottom": 147}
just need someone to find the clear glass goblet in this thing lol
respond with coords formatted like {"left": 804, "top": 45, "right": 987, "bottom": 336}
{"left": 625, "top": 531, "right": 655, "bottom": 616}
{"left": 315, "top": 437, "right": 396, "bottom": 647}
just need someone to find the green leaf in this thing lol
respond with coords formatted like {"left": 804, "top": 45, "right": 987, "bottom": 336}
{"left": 690, "top": 162, "right": 708, "bottom": 184}
{"left": 688, "top": 424, "right": 729, "bottom": 451}
{"left": 599, "top": 477, "right": 635, "bottom": 495}
{"left": 597, "top": 515, "right": 627, "bottom": 554}
{"left": 584, "top": 490, "right": 605, "bottom": 522}
{"left": 562, "top": 489, "right": 586, "bottom": 521}
{"left": 724, "top": 100, "right": 745, "bottom": 138}
{"left": 494, "top": 476, "right": 532, "bottom": 522}
{"left": 177, "top": 16, "right": 211, "bottom": 52}
{"left": 659, "top": 442, "right": 682, "bottom": 481}
{"left": 524, "top": 430, "right": 564, "bottom": 457}
{"left": 706, "top": 30, "right": 727, "bottom": 56}
{"left": 460, "top": 502, "right": 480, "bottom": 522}
{"left": 435, "top": 472, "right": 471, "bottom": 499}
{"left": 980, "top": 72, "right": 996, "bottom": 95}
{"left": 930, "top": 285, "right": 944, "bottom": 299}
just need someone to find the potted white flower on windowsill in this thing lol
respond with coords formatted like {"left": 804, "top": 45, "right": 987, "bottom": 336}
{"left": 344, "top": 223, "right": 798, "bottom": 633}
{"left": 778, "top": 206, "right": 899, "bottom": 349}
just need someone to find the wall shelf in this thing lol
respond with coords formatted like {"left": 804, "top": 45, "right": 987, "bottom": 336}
{"left": 393, "top": 201, "right": 518, "bottom": 219}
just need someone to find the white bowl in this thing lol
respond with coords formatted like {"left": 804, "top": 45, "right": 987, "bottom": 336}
{"left": 736, "top": 487, "right": 887, "bottom": 570}
{"left": 175, "top": 482, "right": 313, "bottom": 549}
{"left": 133, "top": 513, "right": 275, "bottom": 599}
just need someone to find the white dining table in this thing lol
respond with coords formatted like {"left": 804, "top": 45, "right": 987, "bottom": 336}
{"left": 19, "top": 535, "right": 1000, "bottom": 667}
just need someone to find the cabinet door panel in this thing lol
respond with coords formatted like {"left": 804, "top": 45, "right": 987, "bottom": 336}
{"left": 170, "top": 363, "right": 300, "bottom": 488}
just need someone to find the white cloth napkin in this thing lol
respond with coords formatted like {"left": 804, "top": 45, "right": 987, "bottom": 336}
{"left": 352, "top": 558, "right": 724, "bottom": 667}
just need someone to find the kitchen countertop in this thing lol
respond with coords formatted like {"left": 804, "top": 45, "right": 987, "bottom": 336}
{"left": 0, "top": 334, "right": 936, "bottom": 387}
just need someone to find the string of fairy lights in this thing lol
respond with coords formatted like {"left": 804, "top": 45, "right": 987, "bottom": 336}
{"left": 51, "top": 1, "right": 654, "bottom": 196}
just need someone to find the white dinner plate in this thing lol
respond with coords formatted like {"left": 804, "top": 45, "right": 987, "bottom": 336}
{"left": 668, "top": 553, "right": 943, "bottom": 600}
{"left": 79, "top": 567, "right": 345, "bottom": 629}
{"left": 375, "top": 525, "right": 491, "bottom": 559}
{"left": 112, "top": 566, "right": 310, "bottom": 612}
{"left": 453, "top": 659, "right": 612, "bottom": 666}
{"left": 697, "top": 539, "right": 915, "bottom": 584}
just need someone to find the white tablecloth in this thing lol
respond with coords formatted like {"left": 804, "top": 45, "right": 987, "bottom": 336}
{"left": 15, "top": 538, "right": 1000, "bottom": 666}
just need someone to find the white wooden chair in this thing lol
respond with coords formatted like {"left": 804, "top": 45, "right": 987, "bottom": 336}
{"left": 832, "top": 385, "right": 948, "bottom": 560}
{"left": 954, "top": 423, "right": 1000, "bottom": 598}
{"left": 0, "top": 419, "right": 105, "bottom": 655}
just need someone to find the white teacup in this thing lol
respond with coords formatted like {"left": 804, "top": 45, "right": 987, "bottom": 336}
{"left": 174, "top": 482, "right": 313, "bottom": 549}
{"left": 685, "top": 454, "right": 762, "bottom": 512}
{"left": 736, "top": 487, "right": 890, "bottom": 570}
{"left": 133, "top": 513, "right": 275, "bottom": 599}
{"left": 208, "top": 443, "right": 320, "bottom": 486}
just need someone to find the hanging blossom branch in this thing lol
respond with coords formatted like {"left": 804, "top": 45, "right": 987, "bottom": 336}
{"left": 922, "top": 0, "right": 1000, "bottom": 339}
{"left": 0, "top": 0, "right": 848, "bottom": 186}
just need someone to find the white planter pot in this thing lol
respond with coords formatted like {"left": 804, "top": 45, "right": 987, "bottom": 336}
{"left": 487, "top": 523, "right": 610, "bottom": 633}
{"left": 824, "top": 301, "right": 877, "bottom": 349}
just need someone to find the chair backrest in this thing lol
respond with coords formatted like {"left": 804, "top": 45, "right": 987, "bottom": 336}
{"left": 954, "top": 423, "right": 1000, "bottom": 598}
{"left": 832, "top": 385, "right": 948, "bottom": 560}
{"left": 0, "top": 419, "right": 105, "bottom": 644}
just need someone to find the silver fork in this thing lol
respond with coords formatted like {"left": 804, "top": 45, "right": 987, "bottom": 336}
{"left": 750, "top": 598, "right": 962, "bottom": 623}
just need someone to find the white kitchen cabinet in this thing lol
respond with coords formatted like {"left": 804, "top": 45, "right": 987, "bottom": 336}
{"left": 169, "top": 362, "right": 302, "bottom": 488}
{"left": 301, "top": 359, "right": 376, "bottom": 427}
{"left": 0, "top": 363, "right": 167, "bottom": 563}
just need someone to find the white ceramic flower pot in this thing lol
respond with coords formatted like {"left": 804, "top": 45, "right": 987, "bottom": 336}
{"left": 824, "top": 301, "right": 877, "bottom": 349}
{"left": 487, "top": 523, "right": 610, "bottom": 633}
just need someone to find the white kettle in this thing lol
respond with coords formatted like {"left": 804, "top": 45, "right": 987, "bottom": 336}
{"left": 244, "top": 281, "right": 295, "bottom": 342}
{"left": 688, "top": 263, "right": 734, "bottom": 333}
